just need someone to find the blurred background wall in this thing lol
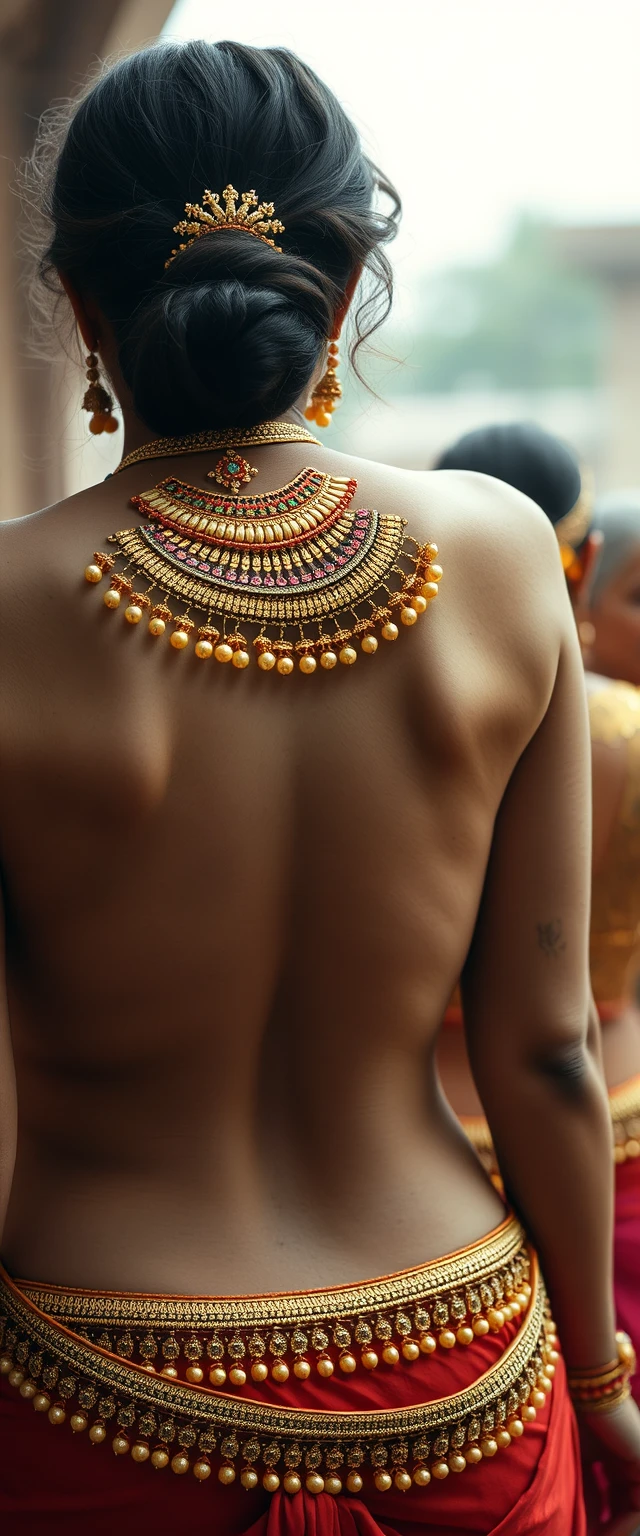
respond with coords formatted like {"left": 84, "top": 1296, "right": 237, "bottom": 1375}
{"left": 0, "top": 0, "right": 174, "bottom": 520}
{"left": 1, "top": 0, "right": 640, "bottom": 516}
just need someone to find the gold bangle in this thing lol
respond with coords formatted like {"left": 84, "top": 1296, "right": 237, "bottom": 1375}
{"left": 572, "top": 1381, "right": 632, "bottom": 1417}
{"left": 568, "top": 1331, "right": 636, "bottom": 1412}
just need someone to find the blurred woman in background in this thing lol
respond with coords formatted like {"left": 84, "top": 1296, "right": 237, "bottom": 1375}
{"left": 575, "top": 491, "right": 640, "bottom": 691}
{"left": 435, "top": 424, "right": 640, "bottom": 1527}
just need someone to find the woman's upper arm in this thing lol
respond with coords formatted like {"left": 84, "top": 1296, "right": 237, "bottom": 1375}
{"left": 462, "top": 587, "right": 593, "bottom": 1081}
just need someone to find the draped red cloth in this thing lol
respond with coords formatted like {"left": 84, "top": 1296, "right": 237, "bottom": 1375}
{"left": 613, "top": 1156, "right": 640, "bottom": 1409}
{"left": 586, "top": 1154, "right": 640, "bottom": 1528}
{"left": 0, "top": 1328, "right": 584, "bottom": 1535}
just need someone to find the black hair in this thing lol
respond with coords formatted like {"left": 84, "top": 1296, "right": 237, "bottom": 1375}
{"left": 434, "top": 421, "right": 581, "bottom": 525}
{"left": 34, "top": 39, "right": 400, "bottom": 433}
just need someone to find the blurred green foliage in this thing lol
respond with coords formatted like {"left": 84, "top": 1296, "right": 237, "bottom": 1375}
{"left": 387, "top": 217, "right": 606, "bottom": 395}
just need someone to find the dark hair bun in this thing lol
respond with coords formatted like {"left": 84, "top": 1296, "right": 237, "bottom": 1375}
{"left": 434, "top": 421, "right": 581, "bottom": 526}
{"left": 38, "top": 40, "right": 401, "bottom": 431}
{"left": 121, "top": 235, "right": 336, "bottom": 432}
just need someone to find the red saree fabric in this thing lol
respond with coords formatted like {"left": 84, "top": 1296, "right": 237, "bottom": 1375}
{"left": 0, "top": 1336, "right": 584, "bottom": 1535}
{"left": 586, "top": 1154, "right": 640, "bottom": 1528}
{"left": 613, "top": 1155, "right": 640, "bottom": 1409}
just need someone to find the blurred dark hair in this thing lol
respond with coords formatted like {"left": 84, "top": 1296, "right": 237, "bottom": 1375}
{"left": 434, "top": 421, "right": 581, "bottom": 525}
{"left": 32, "top": 39, "right": 400, "bottom": 432}
{"left": 589, "top": 491, "right": 640, "bottom": 604}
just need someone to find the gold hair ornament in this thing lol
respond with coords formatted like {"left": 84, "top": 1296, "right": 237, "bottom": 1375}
{"left": 166, "top": 186, "right": 285, "bottom": 269}
{"left": 554, "top": 468, "right": 594, "bottom": 587}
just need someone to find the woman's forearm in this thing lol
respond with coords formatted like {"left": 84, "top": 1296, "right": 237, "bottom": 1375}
{"left": 474, "top": 1028, "right": 615, "bottom": 1371}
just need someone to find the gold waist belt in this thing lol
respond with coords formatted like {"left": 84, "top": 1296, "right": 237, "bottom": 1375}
{"left": 463, "top": 1074, "right": 640, "bottom": 1175}
{"left": 610, "top": 1073, "right": 640, "bottom": 1163}
{"left": 0, "top": 1217, "right": 558, "bottom": 1498}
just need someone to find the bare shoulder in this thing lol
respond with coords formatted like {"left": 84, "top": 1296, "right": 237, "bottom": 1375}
{"left": 0, "top": 484, "right": 113, "bottom": 602}
{"left": 342, "top": 456, "right": 569, "bottom": 654}
{"left": 0, "top": 488, "right": 90, "bottom": 557}
{"left": 412, "top": 466, "right": 559, "bottom": 571}
{"left": 343, "top": 455, "right": 562, "bottom": 571}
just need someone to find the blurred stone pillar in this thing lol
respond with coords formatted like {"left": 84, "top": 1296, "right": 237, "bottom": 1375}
{"left": 556, "top": 226, "right": 640, "bottom": 491}
{"left": 606, "top": 279, "right": 640, "bottom": 489}
{"left": 0, "top": 0, "right": 174, "bottom": 520}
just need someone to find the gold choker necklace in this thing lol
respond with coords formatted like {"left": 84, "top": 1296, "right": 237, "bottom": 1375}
{"left": 115, "top": 421, "right": 321, "bottom": 475}
{"left": 84, "top": 468, "right": 442, "bottom": 676}
{"left": 85, "top": 420, "right": 443, "bottom": 678}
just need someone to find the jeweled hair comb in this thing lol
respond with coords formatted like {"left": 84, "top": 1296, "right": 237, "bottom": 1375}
{"left": 165, "top": 185, "right": 285, "bottom": 268}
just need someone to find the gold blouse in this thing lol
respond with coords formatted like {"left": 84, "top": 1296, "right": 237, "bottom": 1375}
{"left": 589, "top": 680, "right": 640, "bottom": 1008}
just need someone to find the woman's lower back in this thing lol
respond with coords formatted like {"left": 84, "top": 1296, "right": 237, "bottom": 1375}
{"left": 3, "top": 1034, "right": 504, "bottom": 1293}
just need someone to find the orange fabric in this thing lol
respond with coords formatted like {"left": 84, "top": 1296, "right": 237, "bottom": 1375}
{"left": 0, "top": 1329, "right": 584, "bottom": 1535}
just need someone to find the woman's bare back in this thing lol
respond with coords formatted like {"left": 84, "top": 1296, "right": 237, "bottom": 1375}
{"left": 0, "top": 446, "right": 570, "bottom": 1292}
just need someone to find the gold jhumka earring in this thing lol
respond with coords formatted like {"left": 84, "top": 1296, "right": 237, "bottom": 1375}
{"left": 82, "top": 352, "right": 118, "bottom": 436}
{"left": 305, "top": 340, "right": 342, "bottom": 429}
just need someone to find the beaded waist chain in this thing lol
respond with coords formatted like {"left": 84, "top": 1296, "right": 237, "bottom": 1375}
{"left": 0, "top": 1218, "right": 559, "bottom": 1499}
{"left": 610, "top": 1074, "right": 640, "bottom": 1164}
{"left": 462, "top": 1075, "right": 640, "bottom": 1176}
